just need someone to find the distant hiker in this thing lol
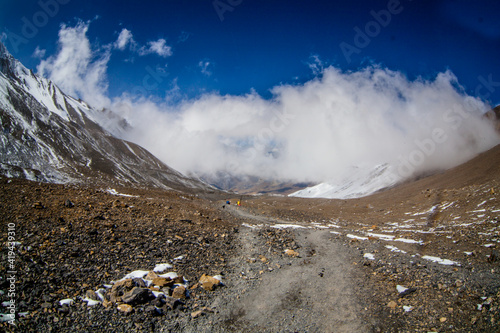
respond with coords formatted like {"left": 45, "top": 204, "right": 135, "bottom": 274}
{"left": 226, "top": 200, "right": 230, "bottom": 205}
{"left": 237, "top": 201, "right": 241, "bottom": 206}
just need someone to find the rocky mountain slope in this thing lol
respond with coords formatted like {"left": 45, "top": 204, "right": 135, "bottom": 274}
{"left": 0, "top": 42, "right": 212, "bottom": 193}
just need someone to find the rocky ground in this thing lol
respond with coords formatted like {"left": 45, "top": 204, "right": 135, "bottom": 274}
{"left": 1, "top": 170, "right": 499, "bottom": 332}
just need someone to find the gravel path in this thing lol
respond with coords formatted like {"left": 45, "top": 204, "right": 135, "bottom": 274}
{"left": 176, "top": 204, "right": 378, "bottom": 332}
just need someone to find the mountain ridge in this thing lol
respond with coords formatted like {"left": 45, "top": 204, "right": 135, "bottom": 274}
{"left": 0, "top": 42, "right": 213, "bottom": 193}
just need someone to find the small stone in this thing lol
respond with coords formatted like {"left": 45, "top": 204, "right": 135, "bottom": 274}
{"left": 440, "top": 317, "right": 447, "bottom": 323}
{"left": 191, "top": 310, "right": 204, "bottom": 319}
{"left": 145, "top": 271, "right": 159, "bottom": 280}
{"left": 152, "top": 277, "right": 173, "bottom": 288}
{"left": 201, "top": 306, "right": 214, "bottom": 313}
{"left": 398, "top": 287, "right": 417, "bottom": 298}
{"left": 199, "top": 274, "right": 221, "bottom": 291}
{"left": 259, "top": 255, "right": 268, "bottom": 263}
{"left": 64, "top": 199, "right": 74, "bottom": 208}
{"left": 111, "top": 279, "right": 134, "bottom": 293}
{"left": 387, "top": 301, "right": 397, "bottom": 309}
{"left": 122, "top": 287, "right": 154, "bottom": 305}
{"left": 172, "top": 286, "right": 186, "bottom": 299}
{"left": 85, "top": 290, "right": 99, "bottom": 301}
{"left": 32, "top": 202, "right": 44, "bottom": 209}
{"left": 117, "top": 304, "right": 133, "bottom": 314}
{"left": 102, "top": 300, "right": 112, "bottom": 308}
{"left": 284, "top": 249, "right": 300, "bottom": 257}
{"left": 191, "top": 307, "right": 214, "bottom": 319}
{"left": 132, "top": 278, "right": 146, "bottom": 288}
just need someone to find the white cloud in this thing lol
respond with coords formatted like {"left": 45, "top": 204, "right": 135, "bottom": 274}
{"left": 32, "top": 46, "right": 46, "bottom": 58}
{"left": 113, "top": 66, "right": 500, "bottom": 187}
{"left": 115, "top": 28, "right": 134, "bottom": 50}
{"left": 198, "top": 60, "right": 212, "bottom": 76}
{"left": 114, "top": 29, "right": 172, "bottom": 58}
{"left": 308, "top": 54, "right": 324, "bottom": 75}
{"left": 139, "top": 39, "right": 172, "bottom": 57}
{"left": 36, "top": 21, "right": 111, "bottom": 108}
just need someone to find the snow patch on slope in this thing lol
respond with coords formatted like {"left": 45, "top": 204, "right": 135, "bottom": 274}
{"left": 290, "top": 164, "right": 397, "bottom": 199}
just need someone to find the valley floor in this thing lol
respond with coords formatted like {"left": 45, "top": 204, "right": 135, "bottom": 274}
{"left": 0, "top": 175, "right": 499, "bottom": 332}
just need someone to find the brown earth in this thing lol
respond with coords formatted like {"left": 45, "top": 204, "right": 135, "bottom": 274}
{"left": 1, "top": 144, "right": 500, "bottom": 332}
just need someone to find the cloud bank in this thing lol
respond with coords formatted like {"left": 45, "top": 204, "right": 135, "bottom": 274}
{"left": 116, "top": 67, "right": 499, "bottom": 185}
{"left": 36, "top": 22, "right": 500, "bottom": 190}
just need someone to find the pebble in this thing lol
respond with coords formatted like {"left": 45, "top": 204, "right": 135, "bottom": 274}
{"left": 172, "top": 286, "right": 187, "bottom": 299}
{"left": 117, "top": 304, "right": 133, "bottom": 314}
{"left": 285, "top": 249, "right": 300, "bottom": 257}
{"left": 122, "top": 287, "right": 154, "bottom": 305}
{"left": 199, "top": 274, "right": 222, "bottom": 291}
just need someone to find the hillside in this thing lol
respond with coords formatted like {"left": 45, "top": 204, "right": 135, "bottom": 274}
{"left": 0, "top": 42, "right": 212, "bottom": 193}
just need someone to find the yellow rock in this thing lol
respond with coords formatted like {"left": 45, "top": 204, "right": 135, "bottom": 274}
{"left": 145, "top": 271, "right": 159, "bottom": 280}
{"left": 117, "top": 304, "right": 133, "bottom": 314}
{"left": 199, "top": 274, "right": 221, "bottom": 291}
{"left": 172, "top": 285, "right": 186, "bottom": 299}
{"left": 284, "top": 249, "right": 299, "bottom": 257}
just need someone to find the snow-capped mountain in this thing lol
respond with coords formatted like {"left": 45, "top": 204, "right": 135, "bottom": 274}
{"left": 289, "top": 164, "right": 399, "bottom": 199}
{"left": 0, "top": 42, "right": 212, "bottom": 192}
{"left": 292, "top": 107, "right": 500, "bottom": 200}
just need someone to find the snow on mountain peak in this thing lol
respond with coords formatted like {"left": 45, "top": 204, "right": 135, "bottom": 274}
{"left": 0, "top": 42, "right": 213, "bottom": 192}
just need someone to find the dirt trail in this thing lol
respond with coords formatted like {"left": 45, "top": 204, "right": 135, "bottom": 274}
{"left": 183, "top": 204, "right": 378, "bottom": 332}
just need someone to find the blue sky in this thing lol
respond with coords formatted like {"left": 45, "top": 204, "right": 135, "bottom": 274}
{"left": 1, "top": 0, "right": 499, "bottom": 105}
